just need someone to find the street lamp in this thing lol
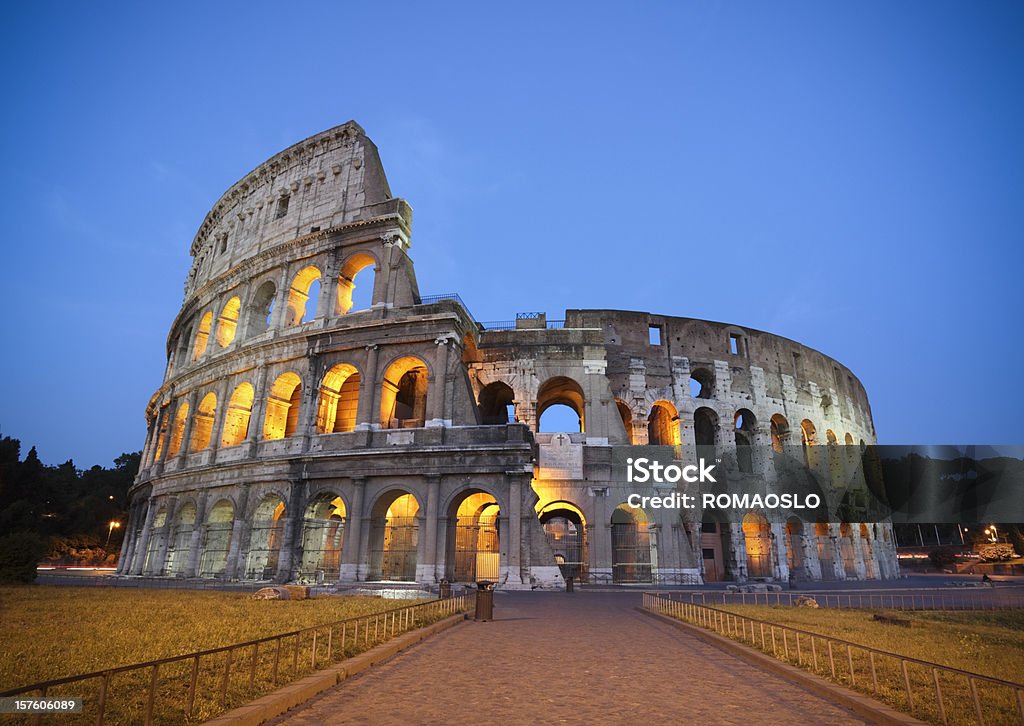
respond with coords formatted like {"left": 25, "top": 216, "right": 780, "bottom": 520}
{"left": 984, "top": 525, "right": 998, "bottom": 543}
{"left": 105, "top": 520, "right": 121, "bottom": 548}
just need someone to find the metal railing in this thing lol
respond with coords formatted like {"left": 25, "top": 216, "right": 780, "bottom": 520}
{"left": 417, "top": 293, "right": 475, "bottom": 322}
{"left": 1, "top": 595, "right": 469, "bottom": 725}
{"left": 678, "top": 588, "right": 1024, "bottom": 611}
{"left": 643, "top": 592, "right": 1024, "bottom": 725}
{"left": 478, "top": 319, "right": 567, "bottom": 331}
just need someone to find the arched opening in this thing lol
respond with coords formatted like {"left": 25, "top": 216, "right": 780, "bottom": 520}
{"left": 165, "top": 502, "right": 196, "bottom": 576}
{"left": 299, "top": 493, "right": 346, "bottom": 583}
{"left": 734, "top": 409, "right": 756, "bottom": 473}
{"left": 743, "top": 512, "right": 772, "bottom": 579}
{"left": 199, "top": 500, "right": 234, "bottom": 578}
{"left": 539, "top": 501, "right": 588, "bottom": 582}
{"left": 615, "top": 399, "right": 634, "bottom": 444}
{"left": 801, "top": 419, "right": 818, "bottom": 469}
{"left": 826, "top": 429, "right": 844, "bottom": 488}
{"left": 368, "top": 491, "right": 420, "bottom": 581}
{"left": 167, "top": 402, "right": 189, "bottom": 459}
{"left": 285, "top": 266, "right": 322, "bottom": 326}
{"left": 248, "top": 280, "right": 277, "bottom": 336}
{"left": 859, "top": 523, "right": 877, "bottom": 579}
{"left": 221, "top": 382, "right": 254, "bottom": 447}
{"left": 316, "top": 364, "right": 360, "bottom": 433}
{"left": 143, "top": 509, "right": 167, "bottom": 574}
{"left": 648, "top": 401, "right": 680, "bottom": 446}
{"left": 380, "top": 357, "right": 428, "bottom": 429}
{"left": 190, "top": 393, "right": 217, "bottom": 451}
{"left": 537, "top": 376, "right": 585, "bottom": 433}
{"left": 815, "top": 522, "right": 835, "bottom": 581}
{"left": 694, "top": 406, "right": 718, "bottom": 455}
{"left": 785, "top": 517, "right": 805, "bottom": 579}
{"left": 336, "top": 253, "right": 376, "bottom": 314}
{"left": 243, "top": 496, "right": 286, "bottom": 580}
{"left": 689, "top": 368, "right": 714, "bottom": 399}
{"left": 478, "top": 381, "right": 515, "bottom": 425}
{"left": 192, "top": 311, "right": 213, "bottom": 361}
{"left": 700, "top": 517, "right": 729, "bottom": 582}
{"left": 173, "top": 322, "right": 193, "bottom": 375}
{"left": 447, "top": 490, "right": 500, "bottom": 582}
{"left": 839, "top": 522, "right": 857, "bottom": 578}
{"left": 153, "top": 406, "right": 170, "bottom": 462}
{"left": 770, "top": 414, "right": 790, "bottom": 454}
{"left": 263, "top": 372, "right": 303, "bottom": 440}
{"left": 216, "top": 296, "right": 241, "bottom": 348}
{"left": 611, "top": 504, "right": 652, "bottom": 583}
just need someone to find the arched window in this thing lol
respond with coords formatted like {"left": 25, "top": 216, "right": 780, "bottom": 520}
{"left": 285, "top": 266, "right": 322, "bottom": 326}
{"left": 615, "top": 399, "right": 634, "bottom": 444}
{"left": 216, "top": 296, "right": 241, "bottom": 348}
{"left": 167, "top": 402, "right": 189, "bottom": 458}
{"left": 336, "top": 253, "right": 376, "bottom": 314}
{"left": 300, "top": 493, "right": 347, "bottom": 582}
{"left": 539, "top": 501, "right": 588, "bottom": 582}
{"left": 316, "top": 364, "right": 360, "bottom": 433}
{"left": 368, "top": 491, "right": 420, "bottom": 581}
{"left": 770, "top": 414, "right": 789, "bottom": 453}
{"left": 380, "top": 357, "right": 428, "bottom": 428}
{"left": 734, "top": 409, "right": 756, "bottom": 473}
{"left": 743, "top": 512, "right": 772, "bottom": 578}
{"left": 694, "top": 407, "right": 718, "bottom": 448}
{"left": 801, "top": 419, "right": 818, "bottom": 468}
{"left": 243, "top": 496, "right": 286, "bottom": 580}
{"left": 247, "top": 280, "right": 276, "bottom": 336}
{"left": 190, "top": 393, "right": 217, "bottom": 450}
{"left": 199, "top": 499, "right": 234, "bottom": 578}
{"left": 689, "top": 368, "right": 714, "bottom": 399}
{"left": 611, "top": 504, "right": 652, "bottom": 583}
{"left": 221, "top": 382, "right": 254, "bottom": 447}
{"left": 648, "top": 401, "right": 680, "bottom": 446}
{"left": 537, "top": 376, "right": 585, "bottom": 433}
{"left": 165, "top": 502, "right": 196, "bottom": 576}
{"left": 447, "top": 490, "right": 500, "bottom": 582}
{"left": 478, "top": 381, "right": 515, "bottom": 424}
{"left": 192, "top": 311, "right": 213, "bottom": 361}
{"left": 263, "top": 372, "right": 303, "bottom": 440}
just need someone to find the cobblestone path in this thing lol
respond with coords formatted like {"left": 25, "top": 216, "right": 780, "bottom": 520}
{"left": 275, "top": 591, "right": 868, "bottom": 725}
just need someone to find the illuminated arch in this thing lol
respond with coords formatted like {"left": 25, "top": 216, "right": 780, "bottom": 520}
{"left": 216, "top": 296, "right": 241, "bottom": 348}
{"left": 247, "top": 280, "right": 276, "bottom": 336}
{"left": 243, "top": 495, "right": 286, "bottom": 580}
{"left": 742, "top": 512, "right": 772, "bottom": 578}
{"left": 167, "top": 402, "right": 189, "bottom": 458}
{"left": 611, "top": 503, "right": 651, "bottom": 583}
{"left": 380, "top": 356, "right": 429, "bottom": 428}
{"left": 199, "top": 499, "right": 234, "bottom": 578}
{"left": 192, "top": 311, "right": 213, "bottom": 361}
{"left": 316, "top": 364, "right": 361, "bottom": 433}
{"left": 336, "top": 253, "right": 377, "bottom": 314}
{"left": 263, "top": 372, "right": 303, "bottom": 440}
{"left": 190, "top": 392, "right": 217, "bottom": 451}
{"left": 446, "top": 489, "right": 500, "bottom": 582}
{"left": 770, "top": 414, "right": 790, "bottom": 453}
{"left": 648, "top": 400, "right": 680, "bottom": 446}
{"left": 537, "top": 376, "right": 585, "bottom": 433}
{"left": 221, "top": 382, "right": 254, "bottom": 447}
{"left": 539, "top": 500, "right": 588, "bottom": 581}
{"left": 615, "top": 399, "right": 634, "bottom": 444}
{"left": 300, "top": 492, "right": 347, "bottom": 582}
{"left": 285, "top": 266, "right": 322, "bottom": 326}
{"left": 478, "top": 381, "right": 515, "bottom": 425}
{"left": 165, "top": 501, "right": 196, "bottom": 576}
{"left": 368, "top": 490, "right": 421, "bottom": 581}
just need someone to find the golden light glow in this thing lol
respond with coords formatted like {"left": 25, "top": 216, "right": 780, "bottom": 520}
{"left": 316, "top": 364, "right": 360, "bottom": 433}
{"left": 191, "top": 392, "right": 217, "bottom": 450}
{"left": 648, "top": 400, "right": 680, "bottom": 446}
{"left": 335, "top": 253, "right": 376, "bottom": 314}
{"left": 192, "top": 311, "right": 213, "bottom": 361}
{"left": 380, "top": 356, "right": 428, "bottom": 428}
{"left": 263, "top": 372, "right": 302, "bottom": 440}
{"left": 167, "top": 402, "right": 189, "bottom": 458}
{"left": 216, "top": 296, "right": 241, "bottom": 348}
{"left": 286, "top": 266, "right": 322, "bottom": 326}
{"left": 221, "top": 382, "right": 254, "bottom": 447}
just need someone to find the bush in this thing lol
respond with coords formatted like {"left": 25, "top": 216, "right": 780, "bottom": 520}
{"left": 928, "top": 546, "right": 958, "bottom": 569}
{"left": 0, "top": 532, "right": 46, "bottom": 583}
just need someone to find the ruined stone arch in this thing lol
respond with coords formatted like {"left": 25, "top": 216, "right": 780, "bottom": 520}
{"left": 478, "top": 380, "right": 515, "bottom": 424}
{"left": 689, "top": 366, "right": 715, "bottom": 399}
{"left": 445, "top": 488, "right": 501, "bottom": 582}
{"left": 615, "top": 398, "right": 635, "bottom": 444}
{"left": 199, "top": 498, "right": 235, "bottom": 578}
{"left": 648, "top": 400, "right": 680, "bottom": 446}
{"left": 165, "top": 500, "right": 197, "bottom": 576}
{"left": 693, "top": 406, "right": 719, "bottom": 448}
{"left": 263, "top": 372, "right": 303, "bottom": 440}
{"left": 192, "top": 310, "right": 213, "bottom": 361}
{"left": 299, "top": 490, "right": 348, "bottom": 582}
{"left": 536, "top": 376, "right": 585, "bottom": 433}
{"left": 380, "top": 355, "right": 429, "bottom": 429}
{"left": 216, "top": 296, "right": 241, "bottom": 348}
{"left": 285, "top": 265, "right": 322, "bottom": 326}
{"left": 221, "top": 382, "right": 255, "bottom": 447}
{"left": 785, "top": 517, "right": 806, "bottom": 578}
{"left": 316, "top": 363, "right": 361, "bottom": 433}
{"left": 801, "top": 419, "right": 819, "bottom": 468}
{"left": 243, "top": 494, "right": 287, "bottom": 580}
{"left": 190, "top": 392, "right": 217, "bottom": 450}
{"left": 539, "top": 500, "right": 589, "bottom": 581}
{"left": 770, "top": 414, "right": 790, "bottom": 453}
{"left": 734, "top": 409, "right": 756, "bottom": 473}
{"left": 610, "top": 503, "right": 652, "bottom": 583}
{"left": 246, "top": 279, "right": 277, "bottom": 337}
{"left": 367, "top": 489, "right": 422, "bottom": 581}
{"left": 336, "top": 252, "right": 378, "bottom": 314}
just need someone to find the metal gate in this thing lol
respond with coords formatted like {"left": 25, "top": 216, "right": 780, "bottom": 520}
{"left": 244, "top": 519, "right": 285, "bottom": 580}
{"left": 543, "top": 517, "right": 588, "bottom": 582}
{"left": 299, "top": 517, "right": 345, "bottom": 582}
{"left": 452, "top": 521, "right": 499, "bottom": 582}
{"left": 369, "top": 516, "right": 418, "bottom": 581}
{"left": 611, "top": 523, "right": 651, "bottom": 583}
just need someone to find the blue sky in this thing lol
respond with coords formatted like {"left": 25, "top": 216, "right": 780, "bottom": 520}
{"left": 1, "top": 2, "right": 1021, "bottom": 466}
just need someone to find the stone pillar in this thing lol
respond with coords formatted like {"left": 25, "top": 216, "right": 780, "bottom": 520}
{"left": 340, "top": 478, "right": 365, "bottom": 581}
{"left": 771, "top": 521, "right": 789, "bottom": 581}
{"left": 275, "top": 480, "right": 304, "bottom": 582}
{"left": 426, "top": 337, "right": 451, "bottom": 427}
{"left": 269, "top": 267, "right": 292, "bottom": 330}
{"left": 828, "top": 523, "right": 845, "bottom": 580}
{"left": 208, "top": 378, "right": 232, "bottom": 460}
{"left": 178, "top": 389, "right": 200, "bottom": 458}
{"left": 225, "top": 486, "right": 250, "bottom": 580}
{"left": 850, "top": 524, "right": 867, "bottom": 579}
{"left": 419, "top": 475, "right": 441, "bottom": 582}
{"left": 506, "top": 475, "right": 525, "bottom": 585}
{"left": 729, "top": 522, "right": 748, "bottom": 582}
{"left": 590, "top": 486, "right": 612, "bottom": 581}
{"left": 246, "top": 366, "right": 270, "bottom": 449}
{"left": 130, "top": 502, "right": 157, "bottom": 575}
{"left": 152, "top": 498, "right": 178, "bottom": 576}
{"left": 355, "top": 345, "right": 379, "bottom": 430}
{"left": 117, "top": 503, "right": 142, "bottom": 575}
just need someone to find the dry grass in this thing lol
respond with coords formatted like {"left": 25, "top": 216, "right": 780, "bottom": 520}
{"left": 0, "top": 585, "right": 462, "bottom": 724}
{"left": 687, "top": 603, "right": 1024, "bottom": 726}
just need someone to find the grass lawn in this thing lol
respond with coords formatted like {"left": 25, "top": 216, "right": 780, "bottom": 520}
{"left": 0, "top": 586, "right": 406, "bottom": 690}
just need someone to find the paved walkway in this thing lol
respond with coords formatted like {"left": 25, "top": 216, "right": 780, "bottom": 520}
{"left": 274, "top": 592, "right": 869, "bottom": 725}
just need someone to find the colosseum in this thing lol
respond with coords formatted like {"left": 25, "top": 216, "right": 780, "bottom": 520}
{"left": 118, "top": 121, "right": 899, "bottom": 588}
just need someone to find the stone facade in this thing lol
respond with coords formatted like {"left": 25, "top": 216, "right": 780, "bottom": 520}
{"left": 119, "top": 121, "right": 899, "bottom": 588}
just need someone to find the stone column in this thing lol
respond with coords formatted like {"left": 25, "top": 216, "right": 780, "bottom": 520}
{"left": 771, "top": 521, "right": 789, "bottom": 581}
{"left": 184, "top": 496, "right": 206, "bottom": 579}
{"left": 208, "top": 378, "right": 232, "bottom": 461}
{"left": 419, "top": 475, "right": 441, "bottom": 582}
{"left": 340, "top": 478, "right": 365, "bottom": 581}
{"left": 246, "top": 366, "right": 270, "bottom": 449}
{"left": 130, "top": 502, "right": 157, "bottom": 575}
{"left": 225, "top": 486, "right": 250, "bottom": 580}
{"left": 178, "top": 389, "right": 200, "bottom": 459}
{"left": 275, "top": 481, "right": 304, "bottom": 582}
{"left": 152, "top": 498, "right": 178, "bottom": 576}
{"left": 426, "top": 337, "right": 451, "bottom": 427}
{"left": 318, "top": 258, "right": 340, "bottom": 319}
{"left": 269, "top": 267, "right": 292, "bottom": 330}
{"left": 117, "top": 503, "right": 142, "bottom": 575}
{"left": 355, "top": 345, "right": 379, "bottom": 429}
{"left": 506, "top": 474, "right": 525, "bottom": 585}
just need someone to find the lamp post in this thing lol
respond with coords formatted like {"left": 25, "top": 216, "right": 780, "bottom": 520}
{"left": 984, "top": 525, "right": 998, "bottom": 544}
{"left": 105, "top": 520, "right": 121, "bottom": 548}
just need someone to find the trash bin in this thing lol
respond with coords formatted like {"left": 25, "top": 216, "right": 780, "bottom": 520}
{"left": 475, "top": 581, "right": 495, "bottom": 621}
{"left": 565, "top": 575, "right": 574, "bottom": 593}
{"left": 439, "top": 579, "right": 451, "bottom": 599}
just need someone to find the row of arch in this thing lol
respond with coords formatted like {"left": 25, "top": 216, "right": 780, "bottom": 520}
{"left": 151, "top": 355, "right": 430, "bottom": 463}
{"left": 174, "top": 254, "right": 377, "bottom": 373}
